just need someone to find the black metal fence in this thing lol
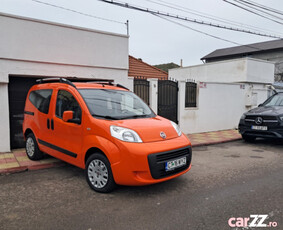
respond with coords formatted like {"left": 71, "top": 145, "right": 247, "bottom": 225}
{"left": 158, "top": 79, "right": 178, "bottom": 123}
{"left": 134, "top": 77, "right": 150, "bottom": 105}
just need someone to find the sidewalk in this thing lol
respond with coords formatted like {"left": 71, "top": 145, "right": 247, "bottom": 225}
{"left": 188, "top": 129, "right": 241, "bottom": 147}
{"left": 0, "top": 129, "right": 241, "bottom": 174}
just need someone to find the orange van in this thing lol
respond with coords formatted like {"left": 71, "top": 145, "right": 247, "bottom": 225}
{"left": 23, "top": 78, "right": 192, "bottom": 192}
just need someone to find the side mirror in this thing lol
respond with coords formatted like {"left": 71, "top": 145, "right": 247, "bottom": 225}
{"left": 258, "top": 104, "right": 263, "bottom": 107}
{"left": 62, "top": 111, "right": 74, "bottom": 122}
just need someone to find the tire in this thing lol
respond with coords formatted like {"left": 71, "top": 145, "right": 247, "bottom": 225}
{"left": 85, "top": 153, "right": 116, "bottom": 193}
{"left": 242, "top": 134, "right": 256, "bottom": 142}
{"left": 25, "top": 133, "right": 44, "bottom": 160}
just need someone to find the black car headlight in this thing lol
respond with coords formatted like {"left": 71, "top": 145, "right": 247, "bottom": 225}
{"left": 240, "top": 114, "right": 246, "bottom": 120}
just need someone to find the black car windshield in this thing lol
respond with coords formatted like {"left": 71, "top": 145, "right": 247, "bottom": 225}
{"left": 263, "top": 93, "right": 283, "bottom": 106}
{"left": 79, "top": 89, "right": 155, "bottom": 120}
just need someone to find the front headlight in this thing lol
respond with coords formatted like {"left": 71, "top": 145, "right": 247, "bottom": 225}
{"left": 240, "top": 113, "right": 246, "bottom": 120}
{"left": 110, "top": 125, "right": 142, "bottom": 143}
{"left": 170, "top": 121, "right": 182, "bottom": 136}
{"left": 279, "top": 115, "right": 283, "bottom": 122}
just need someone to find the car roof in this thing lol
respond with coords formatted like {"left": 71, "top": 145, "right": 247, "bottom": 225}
{"left": 74, "top": 82, "right": 128, "bottom": 91}
{"left": 31, "top": 82, "right": 128, "bottom": 91}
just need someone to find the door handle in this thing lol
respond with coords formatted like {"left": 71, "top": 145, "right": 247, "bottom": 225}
{"left": 47, "top": 119, "right": 50, "bottom": 129}
{"left": 51, "top": 119, "right": 54, "bottom": 130}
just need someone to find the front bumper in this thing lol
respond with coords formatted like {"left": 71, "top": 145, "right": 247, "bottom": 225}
{"left": 238, "top": 120, "right": 283, "bottom": 139}
{"left": 111, "top": 134, "right": 192, "bottom": 186}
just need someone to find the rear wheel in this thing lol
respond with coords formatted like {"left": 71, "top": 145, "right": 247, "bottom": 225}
{"left": 85, "top": 153, "right": 116, "bottom": 193}
{"left": 242, "top": 134, "right": 256, "bottom": 142}
{"left": 25, "top": 133, "right": 44, "bottom": 160}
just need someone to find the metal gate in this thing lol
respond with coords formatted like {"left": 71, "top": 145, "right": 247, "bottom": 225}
{"left": 8, "top": 76, "right": 39, "bottom": 149}
{"left": 134, "top": 77, "right": 150, "bottom": 105}
{"left": 158, "top": 79, "right": 178, "bottom": 123}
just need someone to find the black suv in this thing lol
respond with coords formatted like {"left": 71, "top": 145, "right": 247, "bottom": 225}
{"left": 239, "top": 92, "right": 283, "bottom": 141}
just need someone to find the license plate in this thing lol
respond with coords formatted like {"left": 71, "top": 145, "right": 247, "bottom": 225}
{"left": 165, "top": 157, "right": 186, "bottom": 171}
{"left": 251, "top": 126, "right": 268, "bottom": 131}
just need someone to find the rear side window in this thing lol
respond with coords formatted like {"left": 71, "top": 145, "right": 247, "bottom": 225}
{"left": 56, "top": 90, "right": 82, "bottom": 120}
{"left": 29, "top": 89, "right": 53, "bottom": 114}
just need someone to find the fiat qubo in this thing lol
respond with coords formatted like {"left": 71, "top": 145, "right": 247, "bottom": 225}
{"left": 23, "top": 78, "right": 192, "bottom": 192}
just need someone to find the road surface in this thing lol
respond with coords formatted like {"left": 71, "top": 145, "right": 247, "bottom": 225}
{"left": 1, "top": 140, "right": 282, "bottom": 230}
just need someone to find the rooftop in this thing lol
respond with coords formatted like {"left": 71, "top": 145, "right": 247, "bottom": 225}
{"left": 201, "top": 39, "right": 283, "bottom": 61}
{"left": 128, "top": 56, "right": 168, "bottom": 79}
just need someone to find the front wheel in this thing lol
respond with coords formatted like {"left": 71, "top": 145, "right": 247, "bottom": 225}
{"left": 25, "top": 133, "right": 44, "bottom": 160}
{"left": 85, "top": 153, "right": 116, "bottom": 193}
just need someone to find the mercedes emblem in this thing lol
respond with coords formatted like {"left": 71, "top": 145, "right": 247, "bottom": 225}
{"left": 255, "top": 117, "right": 263, "bottom": 125}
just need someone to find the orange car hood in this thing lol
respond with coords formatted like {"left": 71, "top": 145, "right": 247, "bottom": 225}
{"left": 112, "top": 116, "right": 179, "bottom": 143}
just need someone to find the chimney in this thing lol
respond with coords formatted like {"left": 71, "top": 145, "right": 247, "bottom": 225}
{"left": 180, "top": 59, "right": 183, "bottom": 67}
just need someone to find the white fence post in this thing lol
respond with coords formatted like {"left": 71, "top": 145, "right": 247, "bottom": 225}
{"left": 178, "top": 80, "right": 186, "bottom": 131}
{"left": 148, "top": 78, "right": 158, "bottom": 114}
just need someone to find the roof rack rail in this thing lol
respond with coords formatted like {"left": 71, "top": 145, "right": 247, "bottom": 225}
{"left": 87, "top": 80, "right": 114, "bottom": 85}
{"left": 87, "top": 81, "right": 128, "bottom": 90}
{"left": 36, "top": 78, "right": 76, "bottom": 88}
{"left": 36, "top": 78, "right": 128, "bottom": 91}
{"left": 116, "top": 84, "right": 129, "bottom": 90}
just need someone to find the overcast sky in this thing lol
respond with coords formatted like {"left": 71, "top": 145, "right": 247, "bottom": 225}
{"left": 1, "top": 0, "right": 283, "bottom": 66}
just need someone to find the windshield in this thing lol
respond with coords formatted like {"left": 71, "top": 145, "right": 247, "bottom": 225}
{"left": 263, "top": 93, "right": 283, "bottom": 106}
{"left": 79, "top": 89, "right": 155, "bottom": 120}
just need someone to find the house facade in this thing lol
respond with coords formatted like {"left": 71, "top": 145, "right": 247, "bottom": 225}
{"left": 0, "top": 13, "right": 129, "bottom": 152}
{"left": 169, "top": 58, "right": 274, "bottom": 134}
{"left": 201, "top": 39, "right": 283, "bottom": 81}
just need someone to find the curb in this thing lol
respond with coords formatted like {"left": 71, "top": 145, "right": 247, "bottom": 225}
{"left": 0, "top": 162, "right": 65, "bottom": 175}
{"left": 191, "top": 137, "right": 242, "bottom": 147}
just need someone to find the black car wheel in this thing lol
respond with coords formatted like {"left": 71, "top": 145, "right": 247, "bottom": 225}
{"left": 85, "top": 153, "right": 116, "bottom": 193}
{"left": 25, "top": 133, "right": 44, "bottom": 160}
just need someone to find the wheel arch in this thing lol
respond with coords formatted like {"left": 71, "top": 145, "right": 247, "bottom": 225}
{"left": 24, "top": 128, "right": 34, "bottom": 140}
{"left": 85, "top": 147, "right": 107, "bottom": 165}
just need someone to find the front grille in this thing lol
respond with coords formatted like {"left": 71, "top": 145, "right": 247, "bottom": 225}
{"left": 246, "top": 115, "right": 277, "bottom": 120}
{"left": 148, "top": 146, "right": 192, "bottom": 179}
{"left": 245, "top": 115, "right": 279, "bottom": 126}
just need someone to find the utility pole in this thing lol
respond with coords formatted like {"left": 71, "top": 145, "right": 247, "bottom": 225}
{"left": 126, "top": 20, "right": 129, "bottom": 36}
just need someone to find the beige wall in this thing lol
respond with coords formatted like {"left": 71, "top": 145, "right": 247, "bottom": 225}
{"left": 0, "top": 13, "right": 130, "bottom": 152}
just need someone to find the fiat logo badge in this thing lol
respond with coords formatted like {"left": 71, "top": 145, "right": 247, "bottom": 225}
{"left": 255, "top": 117, "right": 263, "bottom": 125}
{"left": 160, "top": 132, "right": 166, "bottom": 139}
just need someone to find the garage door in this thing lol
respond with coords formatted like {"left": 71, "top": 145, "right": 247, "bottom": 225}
{"left": 8, "top": 76, "right": 39, "bottom": 149}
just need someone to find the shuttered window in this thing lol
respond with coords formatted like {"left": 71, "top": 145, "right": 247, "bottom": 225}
{"left": 185, "top": 82, "right": 197, "bottom": 108}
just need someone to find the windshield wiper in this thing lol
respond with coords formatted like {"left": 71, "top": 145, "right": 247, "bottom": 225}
{"left": 92, "top": 114, "right": 120, "bottom": 120}
{"left": 120, "top": 114, "right": 150, "bottom": 120}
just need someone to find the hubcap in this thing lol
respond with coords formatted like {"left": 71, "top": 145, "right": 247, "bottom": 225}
{"left": 26, "top": 137, "right": 35, "bottom": 157}
{"left": 88, "top": 159, "right": 108, "bottom": 189}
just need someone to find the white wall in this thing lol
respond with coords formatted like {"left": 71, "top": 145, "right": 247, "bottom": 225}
{"left": 178, "top": 81, "right": 270, "bottom": 134}
{"left": 169, "top": 58, "right": 274, "bottom": 84}
{"left": 0, "top": 84, "right": 10, "bottom": 152}
{"left": 0, "top": 13, "right": 128, "bottom": 70}
{"left": 0, "top": 13, "right": 130, "bottom": 152}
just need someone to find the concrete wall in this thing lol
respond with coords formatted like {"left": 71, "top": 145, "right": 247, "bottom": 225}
{"left": 168, "top": 58, "right": 274, "bottom": 134}
{"left": 205, "top": 50, "right": 283, "bottom": 81}
{"left": 169, "top": 58, "right": 274, "bottom": 84}
{"left": 0, "top": 84, "right": 10, "bottom": 151}
{"left": 0, "top": 13, "right": 128, "bottom": 70}
{"left": 178, "top": 81, "right": 270, "bottom": 134}
{"left": 0, "top": 13, "right": 130, "bottom": 152}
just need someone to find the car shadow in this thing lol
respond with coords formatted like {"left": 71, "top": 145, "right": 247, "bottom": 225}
{"left": 243, "top": 138, "right": 283, "bottom": 146}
